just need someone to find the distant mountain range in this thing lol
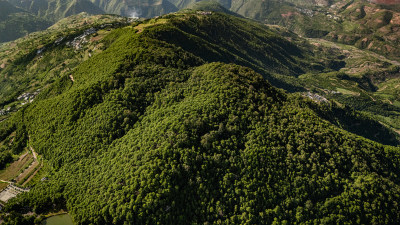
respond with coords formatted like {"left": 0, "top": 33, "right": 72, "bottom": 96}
{"left": 2, "top": 0, "right": 400, "bottom": 44}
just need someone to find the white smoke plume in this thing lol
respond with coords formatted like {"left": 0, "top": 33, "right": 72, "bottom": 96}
{"left": 127, "top": 7, "right": 141, "bottom": 19}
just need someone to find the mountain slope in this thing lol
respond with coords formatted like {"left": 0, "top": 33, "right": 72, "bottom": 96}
{"left": 7, "top": 0, "right": 105, "bottom": 21}
{"left": 0, "top": 13, "right": 128, "bottom": 114}
{"left": 0, "top": 11, "right": 315, "bottom": 109}
{"left": 182, "top": 0, "right": 400, "bottom": 136}
{"left": 227, "top": 0, "right": 400, "bottom": 59}
{"left": 1, "top": 12, "right": 400, "bottom": 224}
{"left": 248, "top": 0, "right": 400, "bottom": 135}
{"left": 0, "top": 0, "right": 51, "bottom": 42}
{"left": 4, "top": 0, "right": 399, "bottom": 135}
{"left": 0, "top": 12, "right": 398, "bottom": 144}
{"left": 64, "top": 0, "right": 106, "bottom": 18}
{"left": 174, "top": 0, "right": 399, "bottom": 59}
{"left": 0, "top": 0, "right": 22, "bottom": 20}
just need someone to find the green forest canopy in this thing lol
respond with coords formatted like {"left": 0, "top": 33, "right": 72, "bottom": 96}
{"left": 1, "top": 12, "right": 400, "bottom": 224}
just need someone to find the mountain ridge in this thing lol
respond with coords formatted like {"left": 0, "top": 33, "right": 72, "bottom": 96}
{"left": 0, "top": 12, "right": 400, "bottom": 224}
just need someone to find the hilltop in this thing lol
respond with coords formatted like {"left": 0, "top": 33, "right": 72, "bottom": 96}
{"left": 184, "top": 0, "right": 400, "bottom": 136}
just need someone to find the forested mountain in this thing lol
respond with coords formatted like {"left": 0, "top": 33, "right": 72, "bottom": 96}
{"left": 166, "top": 0, "right": 400, "bottom": 60}
{"left": 180, "top": 1, "right": 400, "bottom": 138}
{"left": 0, "top": 0, "right": 21, "bottom": 18}
{"left": 0, "top": 0, "right": 51, "bottom": 42}
{"left": 7, "top": 0, "right": 105, "bottom": 21}
{"left": 249, "top": 0, "right": 400, "bottom": 137}
{"left": 1, "top": 11, "right": 400, "bottom": 224}
{"left": 181, "top": 0, "right": 400, "bottom": 139}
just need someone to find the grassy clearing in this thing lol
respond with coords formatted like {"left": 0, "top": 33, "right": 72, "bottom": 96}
{"left": 337, "top": 88, "right": 360, "bottom": 96}
{"left": 0, "top": 182, "right": 9, "bottom": 191}
{"left": 42, "top": 213, "right": 74, "bottom": 225}
{"left": 376, "top": 114, "right": 400, "bottom": 130}
{"left": 16, "top": 160, "right": 39, "bottom": 185}
{"left": 0, "top": 151, "right": 34, "bottom": 181}
{"left": 308, "top": 38, "right": 397, "bottom": 77}
{"left": 134, "top": 19, "right": 168, "bottom": 33}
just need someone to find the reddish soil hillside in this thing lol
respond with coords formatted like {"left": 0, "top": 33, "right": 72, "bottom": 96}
{"left": 370, "top": 0, "right": 400, "bottom": 4}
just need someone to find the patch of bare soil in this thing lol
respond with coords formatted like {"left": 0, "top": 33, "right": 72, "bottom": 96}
{"left": 0, "top": 152, "right": 33, "bottom": 181}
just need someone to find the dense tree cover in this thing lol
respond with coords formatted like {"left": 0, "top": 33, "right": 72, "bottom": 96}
{"left": 5, "top": 60, "right": 400, "bottom": 224}
{"left": 141, "top": 12, "right": 348, "bottom": 94}
{"left": 0, "top": 12, "right": 400, "bottom": 224}
{"left": 181, "top": 1, "right": 400, "bottom": 137}
{"left": 293, "top": 95, "right": 400, "bottom": 146}
{"left": 4, "top": 12, "right": 390, "bottom": 145}
{"left": 333, "top": 93, "right": 400, "bottom": 129}
{"left": 0, "top": 151, "right": 13, "bottom": 169}
{"left": 185, "top": 0, "right": 400, "bottom": 60}
{"left": 1, "top": 212, "right": 37, "bottom": 225}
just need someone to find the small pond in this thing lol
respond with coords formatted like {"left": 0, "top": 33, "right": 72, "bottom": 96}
{"left": 42, "top": 213, "right": 74, "bottom": 225}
